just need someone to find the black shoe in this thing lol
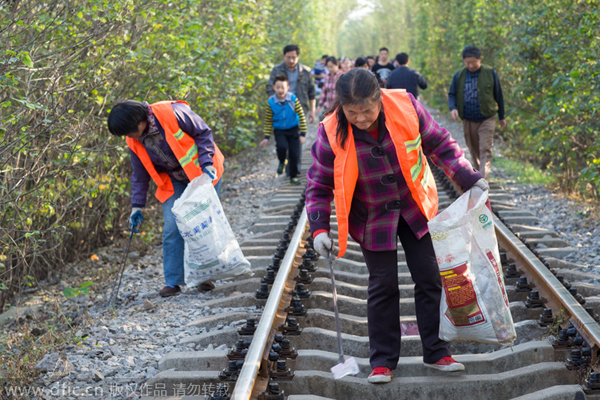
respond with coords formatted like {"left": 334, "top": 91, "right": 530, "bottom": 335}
{"left": 197, "top": 281, "right": 215, "bottom": 292}
{"left": 290, "top": 177, "right": 300, "bottom": 185}
{"left": 277, "top": 161, "right": 286, "bottom": 175}
{"left": 159, "top": 285, "right": 181, "bottom": 297}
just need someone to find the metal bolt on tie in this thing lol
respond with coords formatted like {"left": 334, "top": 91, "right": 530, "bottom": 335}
{"left": 285, "top": 297, "right": 307, "bottom": 317}
{"left": 270, "top": 261, "right": 281, "bottom": 272}
{"left": 255, "top": 283, "right": 270, "bottom": 300}
{"left": 278, "top": 338, "right": 297, "bottom": 359}
{"left": 294, "top": 283, "right": 311, "bottom": 299}
{"left": 271, "top": 343, "right": 282, "bottom": 353}
{"left": 566, "top": 323, "right": 578, "bottom": 338}
{"left": 228, "top": 340, "right": 251, "bottom": 360}
{"left": 294, "top": 269, "right": 313, "bottom": 284}
{"left": 556, "top": 275, "right": 572, "bottom": 290}
{"left": 525, "top": 290, "right": 545, "bottom": 308}
{"left": 586, "top": 372, "right": 600, "bottom": 391}
{"left": 270, "top": 359, "right": 294, "bottom": 381}
{"left": 515, "top": 276, "right": 532, "bottom": 292}
{"left": 238, "top": 318, "right": 257, "bottom": 336}
{"left": 569, "top": 287, "right": 586, "bottom": 305}
{"left": 504, "top": 262, "right": 519, "bottom": 279}
{"left": 567, "top": 349, "right": 589, "bottom": 369}
{"left": 257, "top": 382, "right": 285, "bottom": 400}
{"left": 555, "top": 329, "right": 571, "bottom": 347}
{"left": 300, "top": 258, "right": 317, "bottom": 272}
{"left": 303, "top": 247, "right": 319, "bottom": 261}
{"left": 279, "top": 317, "right": 302, "bottom": 336}
{"left": 268, "top": 349, "right": 280, "bottom": 362}
{"left": 219, "top": 360, "right": 244, "bottom": 381}
{"left": 538, "top": 308, "right": 554, "bottom": 327}
{"left": 261, "top": 269, "right": 276, "bottom": 285}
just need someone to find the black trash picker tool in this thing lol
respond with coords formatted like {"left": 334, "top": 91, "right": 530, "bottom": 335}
{"left": 327, "top": 241, "right": 360, "bottom": 379}
{"left": 108, "top": 229, "right": 134, "bottom": 307}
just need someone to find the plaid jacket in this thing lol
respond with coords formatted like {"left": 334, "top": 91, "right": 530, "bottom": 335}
{"left": 318, "top": 70, "right": 344, "bottom": 111}
{"left": 306, "top": 94, "right": 482, "bottom": 252}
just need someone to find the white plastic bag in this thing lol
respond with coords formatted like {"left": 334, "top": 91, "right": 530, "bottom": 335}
{"left": 172, "top": 174, "right": 251, "bottom": 287}
{"left": 427, "top": 189, "right": 516, "bottom": 346}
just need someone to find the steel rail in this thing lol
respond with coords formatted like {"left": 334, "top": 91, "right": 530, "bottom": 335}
{"left": 494, "top": 215, "right": 600, "bottom": 359}
{"left": 231, "top": 208, "right": 308, "bottom": 400}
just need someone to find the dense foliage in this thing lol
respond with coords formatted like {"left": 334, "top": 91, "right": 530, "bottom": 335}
{"left": 0, "top": 0, "right": 343, "bottom": 311}
{"left": 3, "top": 0, "right": 598, "bottom": 313}
{"left": 410, "top": 0, "right": 600, "bottom": 197}
{"left": 339, "top": 0, "right": 600, "bottom": 198}
{"left": 337, "top": 0, "right": 409, "bottom": 58}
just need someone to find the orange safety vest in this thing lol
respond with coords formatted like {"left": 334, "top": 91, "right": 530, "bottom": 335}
{"left": 126, "top": 100, "right": 225, "bottom": 203}
{"left": 322, "top": 89, "right": 438, "bottom": 258}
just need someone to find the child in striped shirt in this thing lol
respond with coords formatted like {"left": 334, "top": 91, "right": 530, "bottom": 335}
{"left": 260, "top": 75, "right": 307, "bottom": 185}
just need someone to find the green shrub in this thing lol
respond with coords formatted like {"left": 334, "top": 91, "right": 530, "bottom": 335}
{"left": 0, "top": 0, "right": 342, "bottom": 311}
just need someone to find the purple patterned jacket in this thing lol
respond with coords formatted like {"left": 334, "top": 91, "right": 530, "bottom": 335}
{"left": 130, "top": 102, "right": 215, "bottom": 207}
{"left": 305, "top": 93, "right": 482, "bottom": 252}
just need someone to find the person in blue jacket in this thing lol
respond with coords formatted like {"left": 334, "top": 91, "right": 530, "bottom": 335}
{"left": 260, "top": 75, "right": 308, "bottom": 185}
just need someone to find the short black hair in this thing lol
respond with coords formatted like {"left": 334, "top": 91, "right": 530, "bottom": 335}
{"left": 283, "top": 44, "right": 300, "bottom": 55}
{"left": 354, "top": 57, "right": 368, "bottom": 68}
{"left": 379, "top": 47, "right": 389, "bottom": 53}
{"left": 325, "top": 56, "right": 339, "bottom": 66}
{"left": 462, "top": 45, "right": 481, "bottom": 59}
{"left": 395, "top": 52, "right": 409, "bottom": 65}
{"left": 366, "top": 56, "right": 375, "bottom": 61}
{"left": 321, "top": 54, "right": 329, "bottom": 59}
{"left": 107, "top": 100, "right": 148, "bottom": 136}
{"left": 274, "top": 74, "right": 289, "bottom": 83}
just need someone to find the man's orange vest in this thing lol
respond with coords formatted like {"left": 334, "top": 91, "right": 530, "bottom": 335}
{"left": 126, "top": 100, "right": 225, "bottom": 203}
{"left": 322, "top": 89, "right": 438, "bottom": 258}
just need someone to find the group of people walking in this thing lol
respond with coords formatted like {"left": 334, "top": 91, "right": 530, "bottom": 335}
{"left": 269, "top": 44, "right": 505, "bottom": 181}
{"left": 104, "top": 42, "right": 506, "bottom": 384}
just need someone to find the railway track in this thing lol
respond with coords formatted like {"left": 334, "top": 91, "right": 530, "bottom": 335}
{"left": 142, "top": 149, "right": 600, "bottom": 400}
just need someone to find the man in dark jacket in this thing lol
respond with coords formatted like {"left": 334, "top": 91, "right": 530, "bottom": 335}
{"left": 448, "top": 45, "right": 506, "bottom": 179}
{"left": 386, "top": 53, "right": 428, "bottom": 99}
{"left": 267, "top": 44, "right": 316, "bottom": 123}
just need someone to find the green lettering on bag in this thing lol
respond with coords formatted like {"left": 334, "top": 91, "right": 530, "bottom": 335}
{"left": 196, "top": 259, "right": 220, "bottom": 270}
{"left": 183, "top": 201, "right": 210, "bottom": 223}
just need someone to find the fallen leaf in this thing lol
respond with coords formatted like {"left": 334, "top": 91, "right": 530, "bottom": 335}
{"left": 90, "top": 255, "right": 99, "bottom": 261}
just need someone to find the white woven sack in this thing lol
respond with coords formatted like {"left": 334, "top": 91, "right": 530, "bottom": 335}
{"left": 172, "top": 174, "right": 251, "bottom": 287}
{"left": 427, "top": 188, "right": 516, "bottom": 346}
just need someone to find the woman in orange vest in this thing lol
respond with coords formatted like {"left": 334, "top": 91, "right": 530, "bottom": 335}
{"left": 306, "top": 69, "right": 488, "bottom": 383}
{"left": 107, "top": 100, "right": 224, "bottom": 298}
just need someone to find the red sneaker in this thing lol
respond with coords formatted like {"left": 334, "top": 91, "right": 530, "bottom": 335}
{"left": 367, "top": 366, "right": 393, "bottom": 383}
{"left": 425, "top": 356, "right": 465, "bottom": 372}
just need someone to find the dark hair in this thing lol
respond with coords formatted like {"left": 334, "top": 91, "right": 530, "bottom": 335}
{"left": 327, "top": 69, "right": 380, "bottom": 148}
{"left": 462, "top": 45, "right": 481, "bottom": 59}
{"left": 107, "top": 100, "right": 148, "bottom": 136}
{"left": 283, "top": 44, "right": 300, "bottom": 55}
{"left": 395, "top": 52, "right": 409, "bottom": 65}
{"left": 379, "top": 47, "right": 389, "bottom": 53}
{"left": 354, "top": 57, "right": 368, "bottom": 68}
{"left": 321, "top": 54, "right": 329, "bottom": 59}
{"left": 274, "top": 74, "right": 289, "bottom": 83}
{"left": 325, "top": 56, "right": 339, "bottom": 66}
{"left": 366, "top": 56, "right": 375, "bottom": 61}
